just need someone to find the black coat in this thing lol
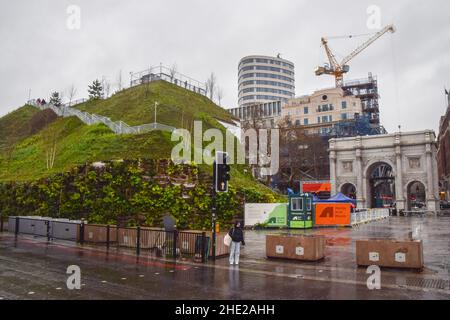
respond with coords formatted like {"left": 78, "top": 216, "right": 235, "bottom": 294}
{"left": 229, "top": 227, "right": 245, "bottom": 244}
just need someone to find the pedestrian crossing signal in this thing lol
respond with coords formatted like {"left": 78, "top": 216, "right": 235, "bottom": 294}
{"left": 214, "top": 151, "right": 230, "bottom": 192}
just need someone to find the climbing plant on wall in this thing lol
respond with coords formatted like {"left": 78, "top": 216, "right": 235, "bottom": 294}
{"left": 0, "top": 159, "right": 278, "bottom": 230}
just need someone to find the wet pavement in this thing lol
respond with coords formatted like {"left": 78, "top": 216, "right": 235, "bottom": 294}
{"left": 0, "top": 216, "right": 449, "bottom": 300}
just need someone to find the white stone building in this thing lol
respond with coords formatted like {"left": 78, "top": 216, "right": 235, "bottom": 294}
{"left": 329, "top": 130, "right": 440, "bottom": 212}
{"left": 280, "top": 87, "right": 363, "bottom": 134}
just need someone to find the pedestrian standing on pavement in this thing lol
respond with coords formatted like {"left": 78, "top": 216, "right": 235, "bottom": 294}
{"left": 228, "top": 221, "right": 245, "bottom": 265}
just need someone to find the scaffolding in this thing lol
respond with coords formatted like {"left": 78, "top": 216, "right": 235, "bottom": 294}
{"left": 342, "top": 73, "right": 380, "bottom": 126}
{"left": 328, "top": 114, "right": 387, "bottom": 138}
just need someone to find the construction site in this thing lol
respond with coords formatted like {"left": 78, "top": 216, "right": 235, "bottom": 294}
{"left": 237, "top": 25, "right": 397, "bottom": 194}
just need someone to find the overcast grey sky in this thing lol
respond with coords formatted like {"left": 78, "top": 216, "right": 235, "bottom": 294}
{"left": 0, "top": 0, "right": 449, "bottom": 133}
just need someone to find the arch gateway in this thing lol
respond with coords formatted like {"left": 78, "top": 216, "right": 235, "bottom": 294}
{"left": 329, "top": 130, "right": 440, "bottom": 212}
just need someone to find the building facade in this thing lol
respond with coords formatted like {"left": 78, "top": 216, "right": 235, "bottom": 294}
{"left": 280, "top": 87, "right": 363, "bottom": 135}
{"left": 228, "top": 100, "right": 283, "bottom": 128}
{"left": 342, "top": 74, "right": 380, "bottom": 126}
{"left": 437, "top": 94, "right": 450, "bottom": 200}
{"left": 238, "top": 55, "right": 295, "bottom": 108}
{"left": 329, "top": 130, "right": 440, "bottom": 212}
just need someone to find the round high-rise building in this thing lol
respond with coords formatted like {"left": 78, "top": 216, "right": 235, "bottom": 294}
{"left": 238, "top": 55, "right": 295, "bottom": 108}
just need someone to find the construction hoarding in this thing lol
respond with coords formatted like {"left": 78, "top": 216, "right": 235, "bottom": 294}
{"left": 244, "top": 203, "right": 287, "bottom": 227}
{"left": 314, "top": 203, "right": 351, "bottom": 227}
{"left": 301, "top": 181, "right": 331, "bottom": 193}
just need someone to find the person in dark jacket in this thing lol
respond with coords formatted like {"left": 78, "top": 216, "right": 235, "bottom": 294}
{"left": 228, "top": 221, "right": 245, "bottom": 265}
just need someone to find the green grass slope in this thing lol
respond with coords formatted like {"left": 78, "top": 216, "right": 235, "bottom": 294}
{"left": 76, "top": 80, "right": 236, "bottom": 128}
{"left": 0, "top": 105, "right": 40, "bottom": 150}
{"left": 0, "top": 81, "right": 283, "bottom": 200}
{"left": 0, "top": 116, "right": 175, "bottom": 181}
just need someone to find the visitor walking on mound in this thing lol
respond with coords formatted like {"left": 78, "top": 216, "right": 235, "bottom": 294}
{"left": 228, "top": 221, "right": 245, "bottom": 265}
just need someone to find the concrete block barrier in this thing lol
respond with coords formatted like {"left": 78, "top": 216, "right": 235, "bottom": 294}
{"left": 356, "top": 239, "right": 423, "bottom": 270}
{"left": 266, "top": 234, "right": 325, "bottom": 261}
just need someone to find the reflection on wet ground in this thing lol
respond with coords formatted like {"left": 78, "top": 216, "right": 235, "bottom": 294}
{"left": 0, "top": 216, "right": 449, "bottom": 299}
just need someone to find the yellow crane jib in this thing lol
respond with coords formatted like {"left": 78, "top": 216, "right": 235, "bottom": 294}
{"left": 316, "top": 24, "right": 396, "bottom": 87}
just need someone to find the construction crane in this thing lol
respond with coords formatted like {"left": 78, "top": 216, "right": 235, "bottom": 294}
{"left": 315, "top": 24, "right": 396, "bottom": 87}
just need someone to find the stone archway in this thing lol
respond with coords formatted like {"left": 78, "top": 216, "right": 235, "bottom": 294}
{"left": 329, "top": 131, "right": 440, "bottom": 212}
{"left": 406, "top": 180, "right": 426, "bottom": 211}
{"left": 340, "top": 183, "right": 356, "bottom": 200}
{"left": 365, "top": 161, "right": 396, "bottom": 208}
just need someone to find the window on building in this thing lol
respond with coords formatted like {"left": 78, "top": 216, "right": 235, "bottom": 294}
{"left": 304, "top": 106, "right": 309, "bottom": 114}
{"left": 322, "top": 104, "right": 329, "bottom": 111}
{"left": 295, "top": 119, "right": 300, "bottom": 126}
{"left": 342, "top": 101, "right": 347, "bottom": 109}
{"left": 317, "top": 105, "right": 321, "bottom": 112}
{"left": 330, "top": 104, "right": 334, "bottom": 111}
{"left": 304, "top": 118, "right": 309, "bottom": 125}
{"left": 322, "top": 115, "right": 328, "bottom": 123}
{"left": 341, "top": 113, "right": 347, "bottom": 120}
{"left": 317, "top": 116, "right": 321, "bottom": 123}
{"left": 291, "top": 198, "right": 303, "bottom": 211}
{"left": 329, "top": 115, "right": 332, "bottom": 122}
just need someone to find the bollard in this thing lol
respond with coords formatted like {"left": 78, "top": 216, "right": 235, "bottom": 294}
{"left": 0, "top": 215, "right": 3, "bottom": 232}
{"left": 46, "top": 220, "right": 51, "bottom": 242}
{"left": 79, "top": 222, "right": 85, "bottom": 245}
{"left": 136, "top": 226, "right": 141, "bottom": 256}
{"left": 201, "top": 232, "right": 206, "bottom": 263}
{"left": 172, "top": 230, "right": 178, "bottom": 259}
{"left": 15, "top": 217, "right": 19, "bottom": 236}
{"left": 106, "top": 224, "right": 110, "bottom": 250}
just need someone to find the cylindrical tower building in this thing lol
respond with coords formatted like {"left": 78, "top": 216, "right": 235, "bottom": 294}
{"left": 238, "top": 55, "right": 295, "bottom": 108}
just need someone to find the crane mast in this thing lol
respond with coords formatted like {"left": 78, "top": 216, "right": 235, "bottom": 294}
{"left": 316, "top": 24, "right": 396, "bottom": 87}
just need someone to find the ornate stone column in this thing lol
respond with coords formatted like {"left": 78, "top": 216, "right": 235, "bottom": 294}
{"left": 355, "top": 147, "right": 364, "bottom": 208}
{"left": 394, "top": 133, "right": 405, "bottom": 210}
{"left": 329, "top": 139, "right": 337, "bottom": 195}
{"left": 425, "top": 142, "right": 436, "bottom": 211}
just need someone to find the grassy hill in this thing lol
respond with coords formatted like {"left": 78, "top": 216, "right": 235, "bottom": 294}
{"left": 76, "top": 80, "right": 235, "bottom": 129}
{"left": 0, "top": 105, "right": 40, "bottom": 150}
{"left": 0, "top": 80, "right": 283, "bottom": 200}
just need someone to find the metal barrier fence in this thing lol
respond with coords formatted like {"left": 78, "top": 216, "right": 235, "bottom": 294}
{"left": 7, "top": 216, "right": 81, "bottom": 242}
{"left": 351, "top": 208, "right": 390, "bottom": 226}
{"left": 1, "top": 216, "right": 224, "bottom": 263}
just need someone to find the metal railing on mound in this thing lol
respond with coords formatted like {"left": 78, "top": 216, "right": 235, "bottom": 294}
{"left": 27, "top": 99, "right": 176, "bottom": 134}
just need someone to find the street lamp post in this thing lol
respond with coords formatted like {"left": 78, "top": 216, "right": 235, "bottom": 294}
{"left": 154, "top": 101, "right": 158, "bottom": 125}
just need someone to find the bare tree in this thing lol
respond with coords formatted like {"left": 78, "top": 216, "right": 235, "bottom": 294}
{"left": 144, "top": 66, "right": 152, "bottom": 98}
{"left": 277, "top": 117, "right": 329, "bottom": 187}
{"left": 169, "top": 63, "right": 177, "bottom": 82}
{"left": 42, "top": 111, "right": 62, "bottom": 170}
{"left": 67, "top": 85, "right": 77, "bottom": 106}
{"left": 104, "top": 80, "right": 111, "bottom": 98}
{"left": 216, "top": 87, "right": 224, "bottom": 106}
{"left": 117, "top": 70, "right": 123, "bottom": 92}
{"left": 206, "top": 72, "right": 216, "bottom": 101}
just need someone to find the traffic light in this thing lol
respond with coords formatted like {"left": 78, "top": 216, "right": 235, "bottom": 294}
{"left": 214, "top": 151, "right": 230, "bottom": 192}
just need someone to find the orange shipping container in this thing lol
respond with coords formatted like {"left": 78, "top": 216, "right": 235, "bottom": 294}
{"left": 314, "top": 203, "right": 351, "bottom": 226}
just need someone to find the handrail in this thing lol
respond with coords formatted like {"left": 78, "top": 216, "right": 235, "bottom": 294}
{"left": 28, "top": 100, "right": 176, "bottom": 135}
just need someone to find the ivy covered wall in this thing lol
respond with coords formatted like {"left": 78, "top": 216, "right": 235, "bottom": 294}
{"left": 0, "top": 159, "right": 277, "bottom": 230}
